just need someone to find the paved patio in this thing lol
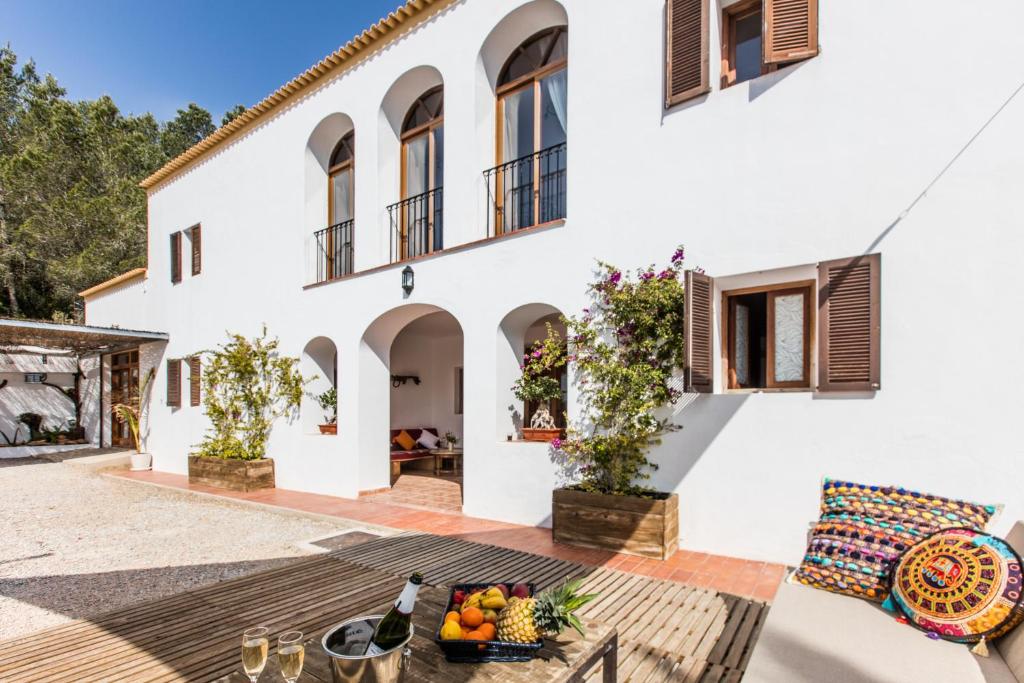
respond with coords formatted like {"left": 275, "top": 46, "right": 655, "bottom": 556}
{"left": 112, "top": 470, "right": 786, "bottom": 603}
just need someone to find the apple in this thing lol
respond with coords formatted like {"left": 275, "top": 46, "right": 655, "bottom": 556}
{"left": 482, "top": 609, "right": 498, "bottom": 624}
{"left": 452, "top": 590, "right": 466, "bottom": 605}
{"left": 493, "top": 583, "right": 509, "bottom": 599}
{"left": 511, "top": 583, "right": 530, "bottom": 599}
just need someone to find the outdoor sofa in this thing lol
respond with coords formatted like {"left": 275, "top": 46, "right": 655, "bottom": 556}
{"left": 389, "top": 427, "right": 440, "bottom": 479}
{"left": 745, "top": 521, "right": 1024, "bottom": 682}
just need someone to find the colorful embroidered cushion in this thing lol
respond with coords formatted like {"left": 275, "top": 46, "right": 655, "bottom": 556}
{"left": 889, "top": 528, "right": 1024, "bottom": 643}
{"left": 792, "top": 478, "right": 998, "bottom": 602}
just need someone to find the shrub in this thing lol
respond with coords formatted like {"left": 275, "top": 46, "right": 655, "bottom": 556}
{"left": 192, "top": 327, "right": 306, "bottom": 461}
{"left": 556, "top": 247, "right": 687, "bottom": 496}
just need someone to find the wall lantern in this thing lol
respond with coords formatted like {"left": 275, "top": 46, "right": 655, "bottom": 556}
{"left": 401, "top": 265, "right": 414, "bottom": 295}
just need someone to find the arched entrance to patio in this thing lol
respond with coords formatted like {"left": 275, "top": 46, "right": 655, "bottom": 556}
{"left": 358, "top": 304, "right": 464, "bottom": 511}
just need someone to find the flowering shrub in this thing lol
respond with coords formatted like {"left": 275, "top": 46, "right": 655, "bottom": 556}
{"left": 511, "top": 322, "right": 566, "bottom": 405}
{"left": 557, "top": 247, "right": 687, "bottom": 496}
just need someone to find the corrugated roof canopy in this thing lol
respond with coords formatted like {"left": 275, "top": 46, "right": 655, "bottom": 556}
{"left": 0, "top": 319, "right": 168, "bottom": 355}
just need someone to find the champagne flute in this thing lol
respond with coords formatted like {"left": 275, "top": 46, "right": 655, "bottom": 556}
{"left": 278, "top": 631, "right": 305, "bottom": 683}
{"left": 241, "top": 626, "right": 269, "bottom": 683}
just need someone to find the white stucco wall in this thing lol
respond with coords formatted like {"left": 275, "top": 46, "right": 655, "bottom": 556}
{"left": 85, "top": 0, "right": 1024, "bottom": 564}
{"left": 0, "top": 372, "right": 77, "bottom": 440}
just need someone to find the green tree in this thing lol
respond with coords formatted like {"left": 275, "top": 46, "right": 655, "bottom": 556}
{"left": 221, "top": 104, "right": 246, "bottom": 127}
{"left": 160, "top": 102, "right": 215, "bottom": 159}
{"left": 0, "top": 46, "right": 216, "bottom": 319}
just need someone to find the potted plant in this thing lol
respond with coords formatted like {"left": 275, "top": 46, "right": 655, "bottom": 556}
{"left": 188, "top": 327, "right": 306, "bottom": 491}
{"left": 512, "top": 323, "right": 566, "bottom": 442}
{"left": 551, "top": 247, "right": 687, "bottom": 559}
{"left": 317, "top": 387, "right": 337, "bottom": 434}
{"left": 113, "top": 367, "right": 156, "bottom": 470}
{"left": 443, "top": 431, "right": 459, "bottom": 450}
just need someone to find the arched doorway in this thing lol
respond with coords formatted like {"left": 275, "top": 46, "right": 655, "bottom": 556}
{"left": 301, "top": 337, "right": 337, "bottom": 434}
{"left": 358, "top": 305, "right": 464, "bottom": 511}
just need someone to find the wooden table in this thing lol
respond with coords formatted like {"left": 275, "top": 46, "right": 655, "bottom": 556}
{"left": 429, "top": 448, "right": 462, "bottom": 476}
{"left": 218, "top": 586, "right": 617, "bottom": 682}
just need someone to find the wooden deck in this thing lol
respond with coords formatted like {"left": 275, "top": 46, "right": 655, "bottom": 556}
{"left": 0, "top": 532, "right": 768, "bottom": 682}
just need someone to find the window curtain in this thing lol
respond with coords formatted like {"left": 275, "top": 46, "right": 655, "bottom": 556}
{"left": 331, "top": 169, "right": 352, "bottom": 224}
{"left": 542, "top": 70, "right": 568, "bottom": 146}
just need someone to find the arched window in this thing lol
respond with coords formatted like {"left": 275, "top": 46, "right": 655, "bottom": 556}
{"left": 329, "top": 132, "right": 354, "bottom": 226}
{"left": 321, "top": 131, "right": 354, "bottom": 278}
{"left": 398, "top": 86, "right": 444, "bottom": 258}
{"left": 492, "top": 27, "right": 567, "bottom": 233}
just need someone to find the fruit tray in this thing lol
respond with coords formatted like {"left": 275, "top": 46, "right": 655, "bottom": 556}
{"left": 433, "top": 582, "right": 543, "bottom": 663}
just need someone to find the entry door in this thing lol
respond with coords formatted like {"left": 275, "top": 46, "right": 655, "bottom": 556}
{"left": 110, "top": 350, "right": 140, "bottom": 447}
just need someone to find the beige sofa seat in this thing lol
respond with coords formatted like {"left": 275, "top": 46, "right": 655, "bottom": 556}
{"left": 745, "top": 522, "right": 1024, "bottom": 683}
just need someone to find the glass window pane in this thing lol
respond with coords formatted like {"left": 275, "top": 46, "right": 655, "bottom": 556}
{"left": 773, "top": 293, "right": 805, "bottom": 382}
{"left": 540, "top": 69, "right": 567, "bottom": 149}
{"left": 405, "top": 134, "right": 428, "bottom": 197}
{"left": 734, "top": 303, "right": 750, "bottom": 386}
{"left": 734, "top": 12, "right": 762, "bottom": 84}
{"left": 432, "top": 124, "right": 443, "bottom": 190}
{"left": 501, "top": 87, "right": 535, "bottom": 162}
{"left": 331, "top": 168, "right": 352, "bottom": 224}
{"left": 548, "top": 30, "right": 567, "bottom": 63}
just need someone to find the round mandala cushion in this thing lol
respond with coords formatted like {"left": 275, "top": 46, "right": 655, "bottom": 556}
{"left": 889, "top": 527, "right": 1024, "bottom": 643}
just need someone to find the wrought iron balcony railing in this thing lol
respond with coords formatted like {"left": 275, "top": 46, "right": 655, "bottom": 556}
{"left": 388, "top": 187, "right": 443, "bottom": 263}
{"left": 484, "top": 142, "right": 566, "bottom": 236}
{"left": 313, "top": 219, "right": 354, "bottom": 283}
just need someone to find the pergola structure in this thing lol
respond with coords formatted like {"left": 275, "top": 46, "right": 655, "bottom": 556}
{"left": 0, "top": 318, "right": 168, "bottom": 354}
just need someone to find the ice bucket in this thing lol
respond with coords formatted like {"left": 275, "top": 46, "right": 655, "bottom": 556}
{"left": 321, "top": 614, "right": 413, "bottom": 683}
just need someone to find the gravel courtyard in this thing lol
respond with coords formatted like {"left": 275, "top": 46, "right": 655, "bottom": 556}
{"left": 0, "top": 457, "right": 361, "bottom": 641}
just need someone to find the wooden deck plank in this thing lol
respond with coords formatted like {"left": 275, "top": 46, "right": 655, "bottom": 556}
{"left": 0, "top": 533, "right": 766, "bottom": 682}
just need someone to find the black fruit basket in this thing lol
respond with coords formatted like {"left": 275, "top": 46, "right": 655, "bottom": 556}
{"left": 433, "top": 582, "right": 543, "bottom": 663}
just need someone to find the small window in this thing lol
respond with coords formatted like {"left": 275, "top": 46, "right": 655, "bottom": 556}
{"left": 721, "top": 0, "right": 819, "bottom": 89}
{"left": 721, "top": 1, "right": 768, "bottom": 88}
{"left": 724, "top": 282, "right": 813, "bottom": 390}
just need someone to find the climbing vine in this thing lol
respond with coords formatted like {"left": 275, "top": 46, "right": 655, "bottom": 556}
{"left": 192, "top": 327, "right": 307, "bottom": 461}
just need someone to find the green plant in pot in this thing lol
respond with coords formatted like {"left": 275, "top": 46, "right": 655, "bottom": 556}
{"left": 551, "top": 247, "right": 687, "bottom": 559}
{"left": 317, "top": 386, "right": 337, "bottom": 434}
{"left": 189, "top": 327, "right": 306, "bottom": 491}
{"left": 512, "top": 323, "right": 566, "bottom": 442}
{"left": 113, "top": 367, "right": 156, "bottom": 470}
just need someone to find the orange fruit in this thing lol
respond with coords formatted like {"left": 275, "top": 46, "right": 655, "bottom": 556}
{"left": 465, "top": 630, "right": 486, "bottom": 641}
{"left": 476, "top": 623, "right": 496, "bottom": 641}
{"left": 460, "top": 626, "right": 472, "bottom": 638}
{"left": 444, "top": 611, "right": 461, "bottom": 623}
{"left": 461, "top": 606, "right": 484, "bottom": 628}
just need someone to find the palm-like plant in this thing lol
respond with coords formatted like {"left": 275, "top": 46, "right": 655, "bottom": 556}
{"left": 113, "top": 367, "right": 155, "bottom": 453}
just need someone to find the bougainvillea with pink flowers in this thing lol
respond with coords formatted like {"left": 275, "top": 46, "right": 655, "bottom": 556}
{"left": 556, "top": 246, "right": 688, "bottom": 496}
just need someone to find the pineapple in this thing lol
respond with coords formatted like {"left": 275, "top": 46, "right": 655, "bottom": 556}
{"left": 495, "top": 578, "right": 597, "bottom": 644}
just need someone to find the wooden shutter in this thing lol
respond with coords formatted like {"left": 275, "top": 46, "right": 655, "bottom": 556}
{"left": 817, "top": 253, "right": 880, "bottom": 391}
{"left": 665, "top": 0, "right": 709, "bottom": 107}
{"left": 166, "top": 359, "right": 181, "bottom": 407}
{"left": 190, "top": 225, "right": 202, "bottom": 275}
{"left": 170, "top": 232, "right": 182, "bottom": 283}
{"left": 684, "top": 270, "right": 714, "bottom": 392}
{"left": 764, "top": 0, "right": 818, "bottom": 64}
{"left": 188, "top": 356, "right": 201, "bottom": 407}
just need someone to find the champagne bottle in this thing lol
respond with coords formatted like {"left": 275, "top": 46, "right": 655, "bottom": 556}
{"left": 364, "top": 572, "right": 422, "bottom": 655}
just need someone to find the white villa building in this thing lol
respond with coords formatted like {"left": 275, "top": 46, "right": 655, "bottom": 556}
{"left": 81, "top": 0, "right": 1024, "bottom": 565}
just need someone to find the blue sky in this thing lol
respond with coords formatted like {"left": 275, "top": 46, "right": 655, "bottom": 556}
{"left": 3, "top": 0, "right": 401, "bottom": 122}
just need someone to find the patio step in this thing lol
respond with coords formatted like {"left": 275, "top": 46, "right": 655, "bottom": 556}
{"left": 363, "top": 472, "right": 463, "bottom": 512}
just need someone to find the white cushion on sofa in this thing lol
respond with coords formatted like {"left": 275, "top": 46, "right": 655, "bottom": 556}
{"left": 416, "top": 430, "right": 440, "bottom": 449}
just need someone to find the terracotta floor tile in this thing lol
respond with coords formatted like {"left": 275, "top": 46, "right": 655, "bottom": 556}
{"left": 108, "top": 470, "right": 787, "bottom": 599}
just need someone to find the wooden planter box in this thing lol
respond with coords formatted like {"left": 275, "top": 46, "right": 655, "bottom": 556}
{"left": 318, "top": 424, "right": 337, "bottom": 435}
{"left": 552, "top": 488, "right": 679, "bottom": 560}
{"left": 521, "top": 428, "right": 563, "bottom": 443}
{"left": 188, "top": 455, "right": 275, "bottom": 492}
